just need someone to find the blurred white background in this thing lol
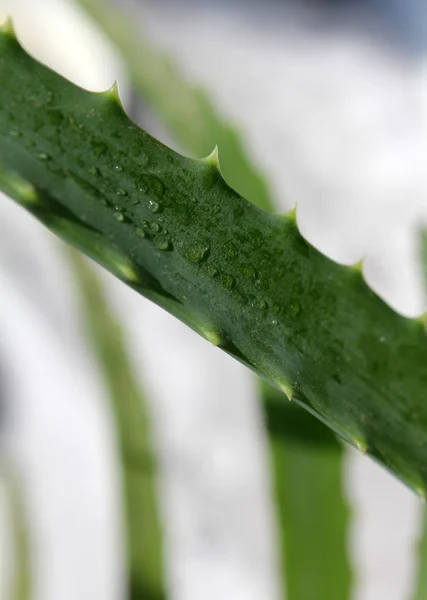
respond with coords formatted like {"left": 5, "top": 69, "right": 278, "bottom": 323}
{"left": 0, "top": 0, "right": 427, "bottom": 598}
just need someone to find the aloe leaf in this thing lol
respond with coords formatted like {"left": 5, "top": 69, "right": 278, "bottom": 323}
{"left": 74, "top": 4, "right": 352, "bottom": 595}
{"left": 263, "top": 384, "right": 351, "bottom": 599}
{"left": 410, "top": 231, "right": 427, "bottom": 600}
{"left": 69, "top": 251, "right": 166, "bottom": 600}
{"left": 76, "top": 0, "right": 273, "bottom": 212}
{"left": 1, "top": 27, "right": 427, "bottom": 496}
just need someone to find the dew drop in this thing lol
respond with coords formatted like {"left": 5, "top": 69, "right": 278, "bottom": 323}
{"left": 148, "top": 175, "right": 165, "bottom": 199}
{"left": 185, "top": 243, "right": 210, "bottom": 264}
{"left": 241, "top": 264, "right": 257, "bottom": 280}
{"left": 150, "top": 222, "right": 161, "bottom": 234}
{"left": 134, "top": 227, "right": 146, "bottom": 238}
{"left": 117, "top": 189, "right": 127, "bottom": 196}
{"left": 9, "top": 130, "right": 20, "bottom": 138}
{"left": 36, "top": 152, "right": 49, "bottom": 160}
{"left": 114, "top": 212, "right": 125, "bottom": 222}
{"left": 207, "top": 264, "right": 218, "bottom": 277}
{"left": 271, "top": 303, "right": 280, "bottom": 315}
{"left": 154, "top": 237, "right": 172, "bottom": 251}
{"left": 224, "top": 242, "right": 238, "bottom": 258}
{"left": 148, "top": 199, "right": 162, "bottom": 213}
{"left": 256, "top": 299, "right": 267, "bottom": 310}
{"left": 88, "top": 166, "right": 100, "bottom": 176}
{"left": 222, "top": 273, "right": 235, "bottom": 290}
{"left": 271, "top": 319, "right": 278, "bottom": 326}
{"left": 288, "top": 301, "right": 300, "bottom": 317}
{"left": 114, "top": 164, "right": 123, "bottom": 172}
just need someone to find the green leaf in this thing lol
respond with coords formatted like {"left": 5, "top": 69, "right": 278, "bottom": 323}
{"left": 69, "top": 251, "right": 166, "bottom": 600}
{"left": 74, "top": 4, "right": 352, "bottom": 595}
{"left": 1, "top": 26, "right": 427, "bottom": 498}
{"left": 263, "top": 384, "right": 351, "bottom": 599}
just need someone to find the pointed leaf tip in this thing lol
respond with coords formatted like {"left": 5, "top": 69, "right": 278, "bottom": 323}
{"left": 355, "top": 437, "right": 368, "bottom": 455}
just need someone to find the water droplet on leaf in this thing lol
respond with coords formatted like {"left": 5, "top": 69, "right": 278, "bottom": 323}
{"left": 185, "top": 243, "right": 210, "bottom": 264}
{"left": 149, "top": 199, "right": 162, "bottom": 213}
{"left": 207, "top": 264, "right": 218, "bottom": 277}
{"left": 222, "top": 273, "right": 235, "bottom": 290}
{"left": 288, "top": 301, "right": 300, "bottom": 317}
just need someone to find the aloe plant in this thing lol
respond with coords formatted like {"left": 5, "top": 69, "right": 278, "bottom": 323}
{"left": 1, "top": 20, "right": 427, "bottom": 511}
{"left": 73, "top": 3, "right": 351, "bottom": 595}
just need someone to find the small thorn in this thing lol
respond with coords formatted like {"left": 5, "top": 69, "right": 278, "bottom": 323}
{"left": 200, "top": 145, "right": 220, "bottom": 169}
{"left": 0, "top": 16, "right": 16, "bottom": 36}
{"left": 415, "top": 485, "right": 427, "bottom": 501}
{"left": 284, "top": 204, "right": 297, "bottom": 222}
{"left": 105, "top": 81, "right": 122, "bottom": 105}
{"left": 354, "top": 437, "right": 368, "bottom": 455}
{"left": 350, "top": 258, "right": 364, "bottom": 274}
{"left": 200, "top": 326, "right": 223, "bottom": 346}
{"left": 274, "top": 380, "right": 293, "bottom": 401}
{"left": 114, "top": 259, "right": 138, "bottom": 283}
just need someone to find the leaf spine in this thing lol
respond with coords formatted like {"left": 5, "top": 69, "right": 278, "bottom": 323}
{"left": 104, "top": 81, "right": 123, "bottom": 106}
{"left": 354, "top": 437, "right": 368, "bottom": 455}
{"left": 284, "top": 204, "right": 297, "bottom": 223}
{"left": 200, "top": 145, "right": 220, "bottom": 169}
{"left": 350, "top": 258, "right": 365, "bottom": 275}
{"left": 0, "top": 16, "right": 16, "bottom": 37}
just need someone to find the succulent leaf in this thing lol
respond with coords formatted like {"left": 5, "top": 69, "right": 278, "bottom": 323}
{"left": 263, "top": 384, "right": 351, "bottom": 600}
{"left": 1, "top": 29, "right": 427, "bottom": 496}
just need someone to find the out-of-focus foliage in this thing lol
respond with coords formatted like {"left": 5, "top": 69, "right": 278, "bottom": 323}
{"left": 71, "top": 252, "right": 166, "bottom": 600}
